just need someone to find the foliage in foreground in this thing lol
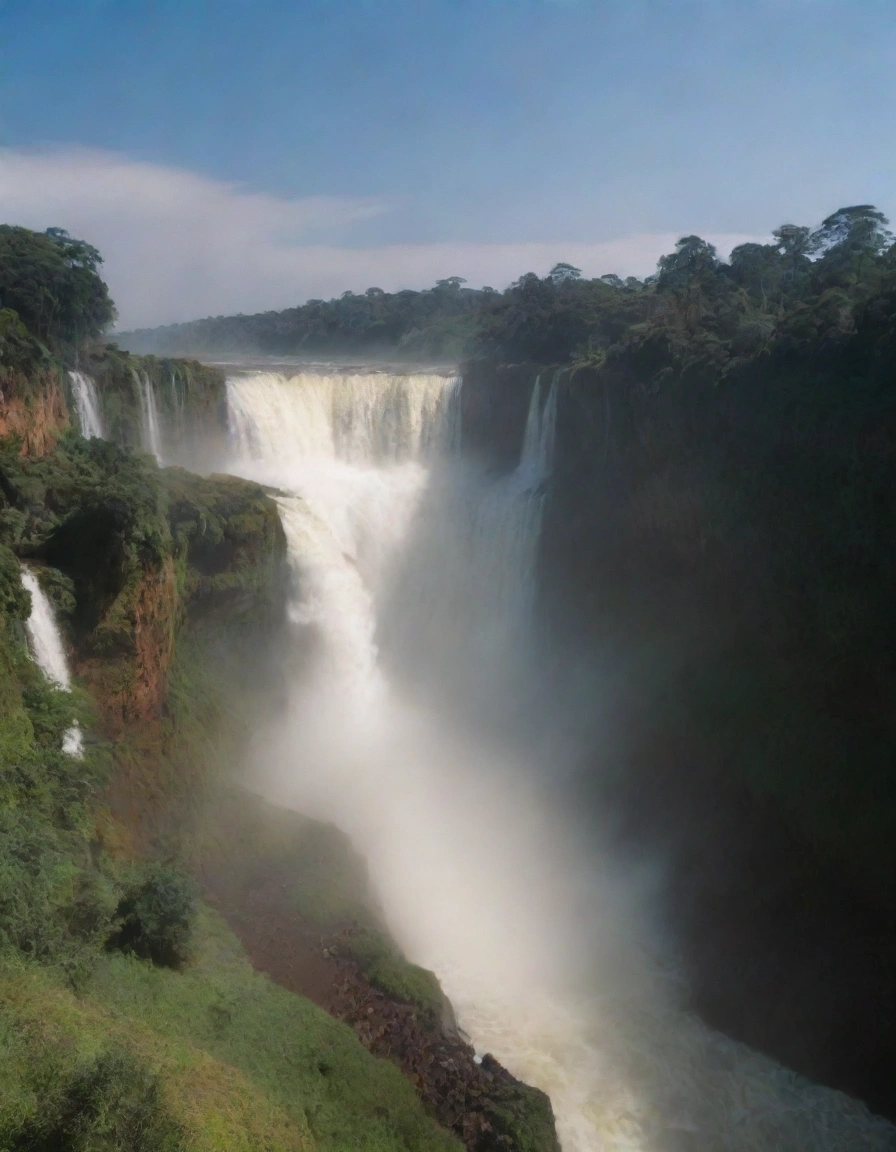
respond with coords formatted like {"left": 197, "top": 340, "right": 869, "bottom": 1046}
{"left": 1, "top": 909, "right": 462, "bottom": 1152}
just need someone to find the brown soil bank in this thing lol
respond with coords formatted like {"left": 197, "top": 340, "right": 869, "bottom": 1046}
{"left": 199, "top": 790, "right": 560, "bottom": 1152}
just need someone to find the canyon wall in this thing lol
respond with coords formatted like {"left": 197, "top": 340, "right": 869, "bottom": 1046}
{"left": 460, "top": 353, "right": 896, "bottom": 1120}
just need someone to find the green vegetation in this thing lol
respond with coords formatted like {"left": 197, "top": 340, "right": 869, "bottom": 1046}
{"left": 1, "top": 915, "right": 462, "bottom": 1151}
{"left": 81, "top": 908, "right": 459, "bottom": 1152}
{"left": 80, "top": 342, "right": 227, "bottom": 459}
{"left": 0, "top": 308, "right": 50, "bottom": 378}
{"left": 107, "top": 864, "right": 198, "bottom": 969}
{"left": 0, "top": 418, "right": 459, "bottom": 1148}
{"left": 119, "top": 276, "right": 485, "bottom": 359}
{"left": 197, "top": 789, "right": 448, "bottom": 1022}
{"left": 0, "top": 226, "right": 115, "bottom": 360}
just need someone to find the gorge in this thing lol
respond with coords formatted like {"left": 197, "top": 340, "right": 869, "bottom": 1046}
{"left": 71, "top": 354, "right": 894, "bottom": 1149}
{"left": 212, "top": 363, "right": 896, "bottom": 1151}
{"left": 3, "top": 215, "right": 896, "bottom": 1151}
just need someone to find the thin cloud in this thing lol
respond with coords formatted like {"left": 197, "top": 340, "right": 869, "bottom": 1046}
{"left": 0, "top": 147, "right": 760, "bottom": 328}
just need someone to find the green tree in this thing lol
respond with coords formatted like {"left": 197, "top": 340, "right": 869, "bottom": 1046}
{"left": 0, "top": 225, "right": 116, "bottom": 351}
{"left": 656, "top": 236, "right": 727, "bottom": 329}
{"left": 728, "top": 242, "right": 786, "bottom": 310}
{"left": 810, "top": 205, "right": 893, "bottom": 290}
{"left": 549, "top": 263, "right": 583, "bottom": 284}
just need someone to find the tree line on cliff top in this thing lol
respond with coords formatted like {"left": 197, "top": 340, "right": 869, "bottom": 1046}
{"left": 3, "top": 205, "right": 895, "bottom": 379}
{"left": 114, "top": 203, "right": 896, "bottom": 368}
{"left": 0, "top": 225, "right": 115, "bottom": 369}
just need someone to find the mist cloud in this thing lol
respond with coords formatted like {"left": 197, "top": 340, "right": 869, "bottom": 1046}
{"left": 0, "top": 147, "right": 761, "bottom": 328}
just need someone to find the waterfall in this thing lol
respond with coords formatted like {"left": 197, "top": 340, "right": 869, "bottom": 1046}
{"left": 223, "top": 365, "right": 894, "bottom": 1152}
{"left": 520, "top": 371, "right": 559, "bottom": 482}
{"left": 20, "top": 566, "right": 83, "bottom": 757}
{"left": 68, "top": 371, "right": 104, "bottom": 439}
{"left": 136, "top": 371, "right": 163, "bottom": 463}
{"left": 520, "top": 370, "right": 559, "bottom": 483}
{"left": 227, "top": 369, "right": 460, "bottom": 473}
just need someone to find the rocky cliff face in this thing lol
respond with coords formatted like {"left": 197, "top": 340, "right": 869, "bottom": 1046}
{"left": 458, "top": 359, "right": 535, "bottom": 472}
{"left": 0, "top": 367, "right": 71, "bottom": 456}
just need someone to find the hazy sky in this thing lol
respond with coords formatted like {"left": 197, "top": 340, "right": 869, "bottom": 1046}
{"left": 1, "top": 0, "right": 894, "bottom": 326}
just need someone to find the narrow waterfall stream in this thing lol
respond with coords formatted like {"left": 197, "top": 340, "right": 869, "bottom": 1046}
{"left": 20, "top": 566, "right": 82, "bottom": 757}
{"left": 223, "top": 366, "right": 895, "bottom": 1152}
{"left": 68, "top": 371, "right": 104, "bottom": 439}
{"left": 136, "top": 370, "right": 163, "bottom": 462}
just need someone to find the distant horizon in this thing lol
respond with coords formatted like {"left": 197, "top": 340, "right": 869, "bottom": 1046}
{"left": 3, "top": 1, "right": 894, "bottom": 327}
{"left": 0, "top": 146, "right": 762, "bottom": 328}
{"left": 109, "top": 235, "right": 755, "bottom": 335}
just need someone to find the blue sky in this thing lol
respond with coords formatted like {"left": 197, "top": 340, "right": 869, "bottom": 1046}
{"left": 1, "top": 0, "right": 894, "bottom": 324}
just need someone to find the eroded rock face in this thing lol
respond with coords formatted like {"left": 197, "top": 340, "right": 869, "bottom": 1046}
{"left": 0, "top": 369, "right": 70, "bottom": 456}
{"left": 461, "top": 354, "right": 896, "bottom": 1121}
{"left": 327, "top": 952, "right": 559, "bottom": 1152}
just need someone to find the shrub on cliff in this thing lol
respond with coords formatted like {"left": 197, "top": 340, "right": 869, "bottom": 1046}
{"left": 107, "top": 863, "right": 197, "bottom": 969}
{"left": 0, "top": 592, "right": 113, "bottom": 968}
{"left": 5, "top": 1047, "right": 186, "bottom": 1152}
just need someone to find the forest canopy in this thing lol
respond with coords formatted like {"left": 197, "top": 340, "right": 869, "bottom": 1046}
{"left": 117, "top": 204, "right": 896, "bottom": 369}
{"left": 0, "top": 225, "right": 116, "bottom": 357}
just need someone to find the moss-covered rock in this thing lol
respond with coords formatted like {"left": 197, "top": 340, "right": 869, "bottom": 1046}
{"left": 81, "top": 342, "right": 228, "bottom": 464}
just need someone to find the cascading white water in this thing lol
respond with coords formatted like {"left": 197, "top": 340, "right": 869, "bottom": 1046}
{"left": 520, "top": 370, "right": 559, "bottom": 482}
{"left": 20, "top": 566, "right": 83, "bottom": 757}
{"left": 136, "top": 371, "right": 163, "bottom": 463}
{"left": 224, "top": 366, "right": 895, "bottom": 1152}
{"left": 68, "top": 371, "right": 104, "bottom": 439}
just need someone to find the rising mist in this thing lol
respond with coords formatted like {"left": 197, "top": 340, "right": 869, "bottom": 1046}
{"left": 197, "top": 363, "right": 892, "bottom": 1152}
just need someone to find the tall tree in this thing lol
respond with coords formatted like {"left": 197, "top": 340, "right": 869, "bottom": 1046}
{"left": 0, "top": 225, "right": 116, "bottom": 351}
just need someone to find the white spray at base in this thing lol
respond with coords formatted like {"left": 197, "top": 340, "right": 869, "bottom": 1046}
{"left": 68, "top": 371, "right": 104, "bottom": 439}
{"left": 225, "top": 367, "right": 895, "bottom": 1152}
{"left": 20, "top": 567, "right": 83, "bottom": 757}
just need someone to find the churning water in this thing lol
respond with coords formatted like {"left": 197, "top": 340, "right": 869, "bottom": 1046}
{"left": 20, "top": 566, "right": 82, "bottom": 757}
{"left": 224, "top": 366, "right": 895, "bottom": 1152}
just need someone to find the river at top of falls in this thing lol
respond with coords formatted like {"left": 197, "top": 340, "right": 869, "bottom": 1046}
{"left": 223, "top": 365, "right": 896, "bottom": 1152}
{"left": 20, "top": 566, "right": 83, "bottom": 757}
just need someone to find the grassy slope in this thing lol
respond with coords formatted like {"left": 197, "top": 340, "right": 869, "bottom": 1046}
{"left": 1, "top": 909, "right": 459, "bottom": 1152}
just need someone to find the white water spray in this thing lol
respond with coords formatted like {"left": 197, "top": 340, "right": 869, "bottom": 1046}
{"left": 68, "top": 371, "right": 104, "bottom": 439}
{"left": 224, "top": 366, "right": 895, "bottom": 1152}
{"left": 20, "top": 566, "right": 82, "bottom": 757}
